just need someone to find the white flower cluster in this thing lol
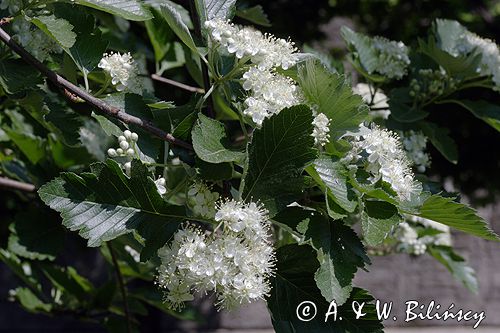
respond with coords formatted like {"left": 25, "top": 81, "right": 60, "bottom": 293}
{"left": 107, "top": 130, "right": 139, "bottom": 174}
{"left": 241, "top": 67, "right": 302, "bottom": 125}
{"left": 187, "top": 183, "right": 220, "bottom": 219}
{"left": 157, "top": 200, "right": 275, "bottom": 310}
{"left": 205, "top": 19, "right": 302, "bottom": 126}
{"left": 353, "top": 83, "right": 390, "bottom": 119}
{"left": 98, "top": 52, "right": 142, "bottom": 94}
{"left": 395, "top": 216, "right": 452, "bottom": 256}
{"left": 437, "top": 20, "right": 500, "bottom": 91}
{"left": 204, "top": 19, "right": 299, "bottom": 70}
{"left": 10, "top": 19, "right": 61, "bottom": 62}
{"left": 312, "top": 113, "right": 330, "bottom": 146}
{"left": 372, "top": 36, "right": 410, "bottom": 79}
{"left": 395, "top": 222, "right": 427, "bottom": 255}
{"left": 346, "top": 125, "right": 422, "bottom": 201}
{"left": 457, "top": 33, "right": 500, "bottom": 90}
{"left": 402, "top": 131, "right": 431, "bottom": 173}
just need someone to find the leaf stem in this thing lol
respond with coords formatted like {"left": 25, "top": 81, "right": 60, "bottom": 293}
{"left": 107, "top": 243, "right": 132, "bottom": 333}
{"left": 151, "top": 74, "right": 205, "bottom": 93}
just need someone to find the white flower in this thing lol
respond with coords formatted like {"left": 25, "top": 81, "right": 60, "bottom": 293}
{"left": 187, "top": 183, "right": 219, "bottom": 219}
{"left": 205, "top": 19, "right": 299, "bottom": 70}
{"left": 401, "top": 131, "right": 431, "bottom": 173}
{"left": 155, "top": 177, "right": 167, "bottom": 195}
{"left": 157, "top": 200, "right": 275, "bottom": 311}
{"left": 242, "top": 67, "right": 302, "bottom": 125}
{"left": 98, "top": 52, "right": 142, "bottom": 94}
{"left": 352, "top": 83, "right": 390, "bottom": 119}
{"left": 347, "top": 125, "right": 422, "bottom": 201}
{"left": 407, "top": 215, "right": 452, "bottom": 247}
{"left": 312, "top": 113, "right": 330, "bottom": 146}
{"left": 372, "top": 37, "right": 410, "bottom": 79}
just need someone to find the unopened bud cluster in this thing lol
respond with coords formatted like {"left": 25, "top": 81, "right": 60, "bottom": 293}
{"left": 107, "top": 130, "right": 139, "bottom": 174}
{"left": 157, "top": 200, "right": 275, "bottom": 310}
{"left": 187, "top": 183, "right": 220, "bottom": 219}
{"left": 409, "top": 69, "right": 458, "bottom": 102}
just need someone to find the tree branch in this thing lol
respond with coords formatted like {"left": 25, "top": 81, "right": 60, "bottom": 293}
{"left": 108, "top": 243, "right": 132, "bottom": 333}
{"left": 0, "top": 177, "right": 36, "bottom": 192}
{"left": 0, "top": 26, "right": 193, "bottom": 151}
{"left": 151, "top": 74, "right": 204, "bottom": 93}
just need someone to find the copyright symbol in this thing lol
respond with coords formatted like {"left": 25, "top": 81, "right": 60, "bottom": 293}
{"left": 296, "top": 301, "right": 317, "bottom": 321}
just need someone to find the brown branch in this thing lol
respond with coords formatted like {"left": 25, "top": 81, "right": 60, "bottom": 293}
{"left": 151, "top": 74, "right": 204, "bottom": 93}
{"left": 0, "top": 26, "right": 193, "bottom": 151}
{"left": 0, "top": 177, "right": 36, "bottom": 192}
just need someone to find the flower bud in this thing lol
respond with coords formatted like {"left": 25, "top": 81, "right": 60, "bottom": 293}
{"left": 116, "top": 148, "right": 124, "bottom": 155}
{"left": 130, "top": 132, "right": 139, "bottom": 141}
{"left": 120, "top": 140, "right": 129, "bottom": 150}
{"left": 126, "top": 148, "right": 135, "bottom": 156}
{"left": 123, "top": 130, "right": 132, "bottom": 139}
{"left": 118, "top": 135, "right": 126, "bottom": 142}
{"left": 107, "top": 148, "right": 117, "bottom": 157}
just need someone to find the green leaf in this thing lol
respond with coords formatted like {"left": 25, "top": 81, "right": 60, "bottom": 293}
{"left": 0, "top": 59, "right": 43, "bottom": 94}
{"left": 429, "top": 246, "right": 479, "bottom": 293}
{"left": 273, "top": 207, "right": 369, "bottom": 305}
{"left": 192, "top": 113, "right": 244, "bottom": 163}
{"left": 242, "top": 105, "right": 317, "bottom": 214}
{"left": 310, "top": 156, "right": 357, "bottom": 212}
{"left": 161, "top": 3, "right": 198, "bottom": 54}
{"left": 71, "top": 0, "right": 152, "bottom": 21}
{"left": 40, "top": 264, "right": 94, "bottom": 300}
{"left": 361, "top": 200, "right": 402, "bottom": 246}
{"left": 298, "top": 59, "right": 368, "bottom": 139}
{"left": 4, "top": 128, "right": 46, "bottom": 165}
{"left": 38, "top": 160, "right": 186, "bottom": 255}
{"left": 196, "top": 158, "right": 233, "bottom": 181}
{"left": 419, "top": 121, "right": 458, "bottom": 164}
{"left": 434, "top": 19, "right": 467, "bottom": 56}
{"left": 417, "top": 37, "right": 481, "bottom": 79}
{"left": 195, "top": 0, "right": 237, "bottom": 26}
{"left": 268, "top": 244, "right": 383, "bottom": 333}
{"left": 417, "top": 195, "right": 499, "bottom": 241}
{"left": 11, "top": 288, "right": 52, "bottom": 314}
{"left": 341, "top": 27, "right": 378, "bottom": 74}
{"left": 8, "top": 210, "right": 65, "bottom": 261}
{"left": 30, "top": 15, "right": 76, "bottom": 48}
{"left": 444, "top": 99, "right": 500, "bottom": 133}
{"left": 57, "top": 10, "right": 108, "bottom": 76}
{"left": 145, "top": 7, "right": 174, "bottom": 62}
{"left": 236, "top": 5, "right": 271, "bottom": 27}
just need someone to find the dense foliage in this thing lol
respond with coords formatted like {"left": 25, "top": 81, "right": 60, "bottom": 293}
{"left": 0, "top": 0, "right": 499, "bottom": 332}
